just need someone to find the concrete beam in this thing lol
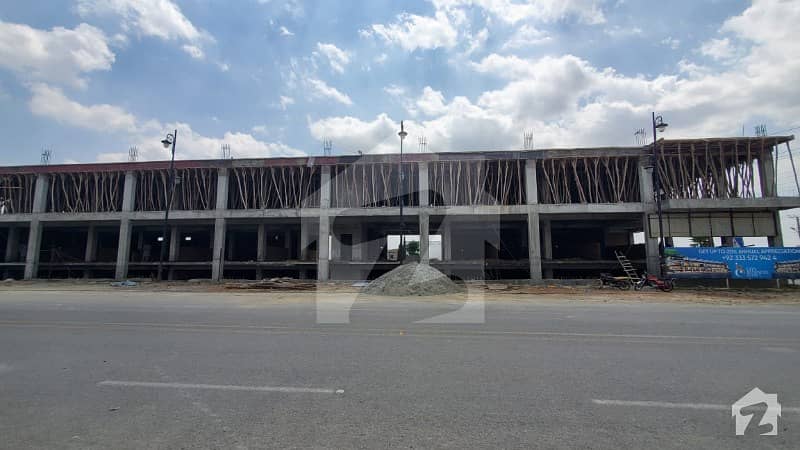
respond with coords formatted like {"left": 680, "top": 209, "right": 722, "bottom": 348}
{"left": 664, "top": 197, "right": 800, "bottom": 211}
{"left": 525, "top": 159, "right": 538, "bottom": 205}
{"left": 317, "top": 215, "right": 330, "bottom": 280}
{"left": 419, "top": 212, "right": 430, "bottom": 264}
{"left": 115, "top": 218, "right": 132, "bottom": 280}
{"left": 527, "top": 211, "right": 542, "bottom": 281}
{"left": 211, "top": 217, "right": 226, "bottom": 281}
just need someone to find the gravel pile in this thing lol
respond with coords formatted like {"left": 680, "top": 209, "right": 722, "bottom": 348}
{"left": 361, "top": 262, "right": 464, "bottom": 296}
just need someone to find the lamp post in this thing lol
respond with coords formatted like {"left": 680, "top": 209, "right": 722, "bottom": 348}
{"left": 398, "top": 121, "right": 408, "bottom": 264}
{"left": 651, "top": 113, "right": 668, "bottom": 265}
{"left": 157, "top": 130, "right": 177, "bottom": 281}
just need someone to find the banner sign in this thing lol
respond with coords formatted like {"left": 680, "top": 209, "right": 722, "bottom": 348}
{"left": 664, "top": 247, "right": 800, "bottom": 280}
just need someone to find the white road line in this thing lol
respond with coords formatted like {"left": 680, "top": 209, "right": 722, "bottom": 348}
{"left": 98, "top": 380, "right": 343, "bottom": 394}
{"left": 592, "top": 399, "right": 800, "bottom": 413}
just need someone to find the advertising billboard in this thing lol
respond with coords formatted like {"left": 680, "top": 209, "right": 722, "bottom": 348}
{"left": 664, "top": 247, "right": 800, "bottom": 280}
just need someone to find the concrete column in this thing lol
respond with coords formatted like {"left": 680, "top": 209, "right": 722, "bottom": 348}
{"left": 527, "top": 211, "right": 542, "bottom": 281}
{"left": 167, "top": 226, "right": 179, "bottom": 280}
{"left": 84, "top": 225, "right": 97, "bottom": 262}
{"left": 121, "top": 171, "right": 137, "bottom": 212}
{"left": 257, "top": 224, "right": 266, "bottom": 261}
{"left": 317, "top": 216, "right": 330, "bottom": 281}
{"left": 256, "top": 224, "right": 266, "bottom": 279}
{"left": 542, "top": 219, "right": 553, "bottom": 278}
{"left": 758, "top": 149, "right": 777, "bottom": 197}
{"left": 419, "top": 212, "right": 430, "bottom": 264}
{"left": 300, "top": 221, "right": 313, "bottom": 261}
{"left": 441, "top": 220, "right": 452, "bottom": 261}
{"left": 114, "top": 218, "right": 132, "bottom": 280}
{"left": 215, "top": 168, "right": 229, "bottom": 210}
{"left": 768, "top": 211, "right": 783, "bottom": 247}
{"left": 351, "top": 223, "right": 366, "bottom": 262}
{"left": 418, "top": 162, "right": 429, "bottom": 207}
{"left": 639, "top": 158, "right": 660, "bottom": 275}
{"left": 24, "top": 174, "right": 49, "bottom": 280}
{"left": 5, "top": 226, "right": 19, "bottom": 263}
{"left": 23, "top": 220, "right": 42, "bottom": 280}
{"left": 211, "top": 218, "right": 226, "bottom": 281}
{"left": 525, "top": 159, "right": 538, "bottom": 204}
{"left": 320, "top": 166, "right": 331, "bottom": 209}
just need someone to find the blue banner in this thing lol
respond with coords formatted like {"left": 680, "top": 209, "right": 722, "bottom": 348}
{"left": 664, "top": 247, "right": 800, "bottom": 280}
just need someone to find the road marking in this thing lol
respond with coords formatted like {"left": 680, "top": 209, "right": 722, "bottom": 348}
{"left": 98, "top": 380, "right": 343, "bottom": 394}
{"left": 592, "top": 399, "right": 800, "bottom": 413}
{"left": 2, "top": 320, "right": 799, "bottom": 346}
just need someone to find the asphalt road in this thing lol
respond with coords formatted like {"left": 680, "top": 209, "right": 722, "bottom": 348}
{"left": 0, "top": 289, "right": 798, "bottom": 449}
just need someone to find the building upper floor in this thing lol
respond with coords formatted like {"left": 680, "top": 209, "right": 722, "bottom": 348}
{"left": 0, "top": 136, "right": 797, "bottom": 216}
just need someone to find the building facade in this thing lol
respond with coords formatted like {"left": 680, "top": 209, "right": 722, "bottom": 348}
{"left": 0, "top": 136, "right": 797, "bottom": 281}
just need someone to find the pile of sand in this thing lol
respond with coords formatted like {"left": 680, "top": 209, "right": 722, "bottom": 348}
{"left": 361, "top": 262, "right": 464, "bottom": 296}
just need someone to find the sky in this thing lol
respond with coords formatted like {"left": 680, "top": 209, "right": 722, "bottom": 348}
{"left": 0, "top": 0, "right": 799, "bottom": 242}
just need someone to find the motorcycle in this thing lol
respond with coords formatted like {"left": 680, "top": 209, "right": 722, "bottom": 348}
{"left": 599, "top": 273, "right": 633, "bottom": 290}
{"left": 633, "top": 272, "right": 675, "bottom": 292}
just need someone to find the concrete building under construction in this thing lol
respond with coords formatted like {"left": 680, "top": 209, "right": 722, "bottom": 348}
{"left": 0, "top": 136, "right": 797, "bottom": 282}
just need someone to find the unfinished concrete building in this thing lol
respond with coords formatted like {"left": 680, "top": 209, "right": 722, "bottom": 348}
{"left": 1, "top": 136, "right": 797, "bottom": 281}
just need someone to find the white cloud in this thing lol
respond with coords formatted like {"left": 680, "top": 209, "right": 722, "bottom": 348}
{"left": 278, "top": 95, "right": 295, "bottom": 110}
{"left": 279, "top": 26, "right": 294, "bottom": 37}
{"left": 374, "top": 53, "right": 388, "bottom": 64}
{"left": 661, "top": 36, "right": 680, "bottom": 50}
{"left": 309, "top": 113, "right": 398, "bottom": 153}
{"left": 416, "top": 87, "right": 448, "bottom": 116}
{"left": 604, "top": 25, "right": 643, "bottom": 38}
{"left": 316, "top": 43, "right": 351, "bottom": 74}
{"left": 0, "top": 21, "right": 114, "bottom": 88}
{"left": 28, "top": 83, "right": 142, "bottom": 133}
{"left": 465, "top": 28, "right": 489, "bottom": 54}
{"left": 182, "top": 44, "right": 204, "bottom": 60}
{"left": 365, "top": 11, "right": 458, "bottom": 51}
{"left": 699, "top": 37, "right": 736, "bottom": 61}
{"left": 313, "top": 0, "right": 800, "bottom": 156}
{"left": 26, "top": 83, "right": 302, "bottom": 162}
{"left": 432, "top": 0, "right": 606, "bottom": 25}
{"left": 502, "top": 24, "right": 550, "bottom": 49}
{"left": 97, "top": 124, "right": 304, "bottom": 162}
{"left": 306, "top": 78, "right": 353, "bottom": 105}
{"left": 76, "top": 0, "right": 213, "bottom": 56}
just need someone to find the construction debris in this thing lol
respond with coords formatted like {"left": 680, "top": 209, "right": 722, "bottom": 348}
{"left": 224, "top": 277, "right": 316, "bottom": 291}
{"left": 361, "top": 263, "right": 464, "bottom": 296}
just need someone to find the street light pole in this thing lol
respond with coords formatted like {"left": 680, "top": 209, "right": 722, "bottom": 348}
{"left": 398, "top": 121, "right": 408, "bottom": 264}
{"left": 157, "top": 129, "right": 178, "bottom": 281}
{"left": 651, "top": 113, "right": 668, "bottom": 267}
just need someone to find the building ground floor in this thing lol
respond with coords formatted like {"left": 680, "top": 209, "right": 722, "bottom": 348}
{"left": 0, "top": 207, "right": 787, "bottom": 282}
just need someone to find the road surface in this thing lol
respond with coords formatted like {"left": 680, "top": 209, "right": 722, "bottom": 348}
{"left": 0, "top": 289, "right": 798, "bottom": 448}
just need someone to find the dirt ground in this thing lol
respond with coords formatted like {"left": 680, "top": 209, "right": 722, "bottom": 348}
{"left": 1, "top": 278, "right": 798, "bottom": 305}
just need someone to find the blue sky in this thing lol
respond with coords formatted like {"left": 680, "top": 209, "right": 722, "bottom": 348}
{"left": 0, "top": 0, "right": 798, "bottom": 167}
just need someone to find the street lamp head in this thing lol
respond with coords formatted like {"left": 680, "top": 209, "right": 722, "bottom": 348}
{"left": 398, "top": 121, "right": 408, "bottom": 140}
{"left": 654, "top": 116, "right": 668, "bottom": 133}
{"left": 161, "top": 133, "right": 174, "bottom": 149}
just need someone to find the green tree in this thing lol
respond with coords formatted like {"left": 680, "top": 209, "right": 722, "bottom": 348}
{"left": 405, "top": 240, "right": 420, "bottom": 256}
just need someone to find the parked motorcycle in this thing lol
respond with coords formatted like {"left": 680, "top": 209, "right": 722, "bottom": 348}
{"left": 633, "top": 272, "right": 675, "bottom": 292}
{"left": 599, "top": 273, "right": 633, "bottom": 290}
